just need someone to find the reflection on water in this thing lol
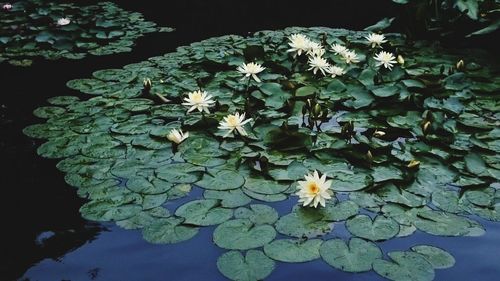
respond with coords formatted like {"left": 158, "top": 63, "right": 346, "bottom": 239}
{"left": 20, "top": 194, "right": 500, "bottom": 281}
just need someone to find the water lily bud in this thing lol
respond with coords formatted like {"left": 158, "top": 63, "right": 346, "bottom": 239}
{"left": 302, "top": 105, "right": 308, "bottom": 115}
{"left": 313, "top": 104, "right": 322, "bottom": 118}
{"left": 407, "top": 160, "right": 420, "bottom": 169}
{"left": 366, "top": 150, "right": 373, "bottom": 164}
{"left": 306, "top": 99, "right": 313, "bottom": 110}
{"left": 143, "top": 78, "right": 152, "bottom": 92}
{"left": 422, "top": 120, "right": 431, "bottom": 134}
{"left": 397, "top": 55, "right": 404, "bottom": 65}
{"left": 373, "top": 129, "right": 386, "bottom": 137}
{"left": 456, "top": 59, "right": 465, "bottom": 71}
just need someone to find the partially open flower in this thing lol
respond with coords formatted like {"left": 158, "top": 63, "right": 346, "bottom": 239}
{"left": 287, "top": 33, "right": 312, "bottom": 57}
{"left": 143, "top": 78, "right": 152, "bottom": 91}
{"left": 365, "top": 33, "right": 387, "bottom": 48}
{"left": 306, "top": 41, "right": 324, "bottom": 57}
{"left": 218, "top": 112, "right": 252, "bottom": 138}
{"left": 167, "top": 128, "right": 189, "bottom": 144}
{"left": 296, "top": 170, "right": 333, "bottom": 208}
{"left": 407, "top": 160, "right": 421, "bottom": 169}
{"left": 397, "top": 55, "right": 405, "bottom": 65}
{"left": 342, "top": 50, "right": 360, "bottom": 64}
{"left": 326, "top": 65, "right": 345, "bottom": 78}
{"left": 182, "top": 90, "right": 215, "bottom": 114}
{"left": 331, "top": 43, "right": 348, "bottom": 56}
{"left": 308, "top": 55, "right": 330, "bottom": 76}
{"left": 2, "top": 3, "right": 12, "bottom": 10}
{"left": 374, "top": 51, "right": 396, "bottom": 70}
{"left": 57, "top": 17, "right": 71, "bottom": 26}
{"left": 237, "top": 62, "right": 266, "bottom": 83}
{"left": 373, "top": 129, "right": 386, "bottom": 137}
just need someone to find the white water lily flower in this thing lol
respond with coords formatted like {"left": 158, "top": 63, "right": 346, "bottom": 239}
{"left": 365, "top": 33, "right": 387, "bottom": 48}
{"left": 167, "top": 128, "right": 189, "bottom": 144}
{"left": 3, "top": 3, "right": 12, "bottom": 10}
{"left": 306, "top": 41, "right": 324, "bottom": 56}
{"left": 57, "top": 17, "right": 71, "bottom": 26}
{"left": 237, "top": 62, "right": 265, "bottom": 83}
{"left": 331, "top": 43, "right": 348, "bottom": 56}
{"left": 181, "top": 90, "right": 215, "bottom": 113}
{"left": 374, "top": 51, "right": 397, "bottom": 70}
{"left": 287, "top": 33, "right": 312, "bottom": 57}
{"left": 326, "top": 65, "right": 345, "bottom": 78}
{"left": 308, "top": 55, "right": 330, "bottom": 76}
{"left": 296, "top": 170, "right": 333, "bottom": 208}
{"left": 218, "top": 112, "right": 252, "bottom": 138}
{"left": 342, "top": 50, "right": 360, "bottom": 64}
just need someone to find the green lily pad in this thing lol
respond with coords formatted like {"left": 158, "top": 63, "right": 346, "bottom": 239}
{"left": 346, "top": 214, "right": 399, "bottom": 241}
{"left": 264, "top": 239, "right": 323, "bottom": 263}
{"left": 213, "top": 219, "right": 276, "bottom": 250}
{"left": 320, "top": 237, "right": 382, "bottom": 272}
{"left": 410, "top": 245, "right": 455, "bottom": 269}
{"left": 275, "top": 207, "right": 333, "bottom": 238}
{"left": 142, "top": 217, "right": 199, "bottom": 244}
{"left": 373, "top": 251, "right": 435, "bottom": 281}
{"left": 217, "top": 250, "right": 275, "bottom": 281}
{"left": 196, "top": 169, "right": 245, "bottom": 191}
{"left": 175, "top": 199, "right": 233, "bottom": 226}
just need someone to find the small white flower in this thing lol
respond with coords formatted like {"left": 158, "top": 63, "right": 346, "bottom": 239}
{"left": 218, "top": 112, "right": 252, "bottom": 138}
{"left": 57, "top": 17, "right": 71, "bottom": 26}
{"left": 167, "top": 129, "right": 189, "bottom": 144}
{"left": 287, "top": 33, "right": 312, "bottom": 57}
{"left": 342, "top": 50, "right": 360, "bottom": 64}
{"left": 365, "top": 33, "right": 387, "bottom": 48}
{"left": 326, "top": 65, "right": 345, "bottom": 78}
{"left": 181, "top": 90, "right": 215, "bottom": 114}
{"left": 374, "top": 51, "right": 397, "bottom": 70}
{"left": 373, "top": 129, "right": 386, "bottom": 137}
{"left": 296, "top": 170, "right": 333, "bottom": 208}
{"left": 331, "top": 43, "right": 348, "bottom": 56}
{"left": 2, "top": 3, "right": 12, "bottom": 10}
{"left": 306, "top": 41, "right": 325, "bottom": 57}
{"left": 308, "top": 55, "right": 330, "bottom": 76}
{"left": 237, "top": 62, "right": 266, "bottom": 83}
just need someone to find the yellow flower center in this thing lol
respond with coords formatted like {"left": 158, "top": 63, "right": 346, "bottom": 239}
{"left": 226, "top": 115, "right": 239, "bottom": 127}
{"left": 191, "top": 92, "right": 203, "bottom": 103}
{"left": 307, "top": 182, "right": 320, "bottom": 194}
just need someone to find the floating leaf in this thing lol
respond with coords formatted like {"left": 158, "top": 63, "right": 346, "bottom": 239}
{"left": 373, "top": 251, "right": 435, "bottom": 281}
{"left": 346, "top": 214, "right": 399, "bottom": 241}
{"left": 213, "top": 219, "right": 276, "bottom": 250}
{"left": 175, "top": 199, "right": 233, "bottom": 226}
{"left": 264, "top": 239, "right": 322, "bottom": 262}
{"left": 320, "top": 238, "right": 382, "bottom": 272}
{"left": 217, "top": 250, "right": 275, "bottom": 281}
{"left": 142, "top": 217, "right": 199, "bottom": 244}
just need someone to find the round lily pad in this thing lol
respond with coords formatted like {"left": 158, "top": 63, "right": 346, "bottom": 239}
{"left": 175, "top": 199, "right": 233, "bottom": 226}
{"left": 264, "top": 239, "right": 323, "bottom": 263}
{"left": 373, "top": 251, "right": 435, "bottom": 281}
{"left": 320, "top": 237, "right": 382, "bottom": 272}
{"left": 217, "top": 250, "right": 275, "bottom": 281}
{"left": 346, "top": 214, "right": 399, "bottom": 241}
{"left": 142, "top": 217, "right": 199, "bottom": 244}
{"left": 213, "top": 219, "right": 276, "bottom": 250}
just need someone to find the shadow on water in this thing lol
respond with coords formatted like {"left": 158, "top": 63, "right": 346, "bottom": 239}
{"left": 0, "top": 1, "right": 498, "bottom": 280}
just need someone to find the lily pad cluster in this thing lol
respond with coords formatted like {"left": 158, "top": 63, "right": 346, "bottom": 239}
{"left": 24, "top": 27, "right": 499, "bottom": 280}
{"left": 0, "top": 0, "right": 172, "bottom": 66}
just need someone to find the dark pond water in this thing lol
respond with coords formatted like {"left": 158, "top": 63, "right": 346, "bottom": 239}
{"left": 1, "top": 1, "right": 499, "bottom": 280}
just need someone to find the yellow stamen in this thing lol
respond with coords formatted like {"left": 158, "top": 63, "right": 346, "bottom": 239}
{"left": 307, "top": 182, "right": 319, "bottom": 194}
